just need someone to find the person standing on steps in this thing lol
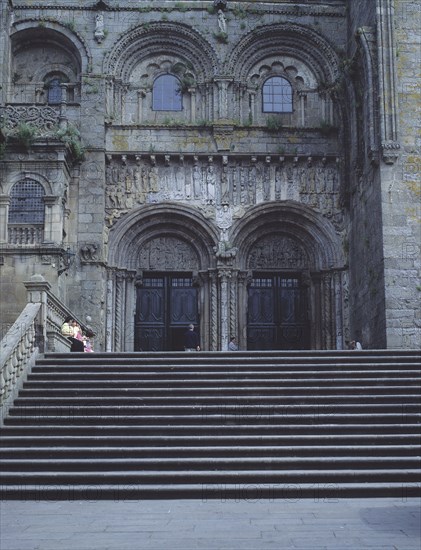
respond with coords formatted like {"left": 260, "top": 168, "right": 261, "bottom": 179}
{"left": 184, "top": 324, "right": 200, "bottom": 352}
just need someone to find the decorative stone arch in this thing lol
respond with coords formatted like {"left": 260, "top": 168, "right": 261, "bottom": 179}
{"left": 3, "top": 172, "right": 53, "bottom": 196}
{"left": 227, "top": 23, "right": 340, "bottom": 85}
{"left": 104, "top": 22, "right": 218, "bottom": 81}
{"left": 229, "top": 202, "right": 347, "bottom": 350}
{"left": 0, "top": 172, "right": 62, "bottom": 246}
{"left": 226, "top": 23, "right": 343, "bottom": 127}
{"left": 103, "top": 22, "right": 219, "bottom": 124}
{"left": 11, "top": 21, "right": 91, "bottom": 74}
{"left": 10, "top": 22, "right": 90, "bottom": 104}
{"left": 106, "top": 203, "right": 219, "bottom": 351}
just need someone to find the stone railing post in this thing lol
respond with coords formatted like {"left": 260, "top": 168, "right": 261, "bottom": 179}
{"left": 24, "top": 274, "right": 51, "bottom": 353}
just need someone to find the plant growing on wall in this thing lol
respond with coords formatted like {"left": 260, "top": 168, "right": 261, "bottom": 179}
{"left": 266, "top": 116, "right": 283, "bottom": 132}
{"left": 56, "top": 124, "right": 85, "bottom": 161}
{"left": 15, "top": 122, "right": 37, "bottom": 149}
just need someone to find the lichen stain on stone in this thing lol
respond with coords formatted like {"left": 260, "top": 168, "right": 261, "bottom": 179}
{"left": 112, "top": 135, "right": 129, "bottom": 151}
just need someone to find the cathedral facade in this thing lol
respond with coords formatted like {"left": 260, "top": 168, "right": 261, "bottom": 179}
{"left": 0, "top": 0, "right": 419, "bottom": 351}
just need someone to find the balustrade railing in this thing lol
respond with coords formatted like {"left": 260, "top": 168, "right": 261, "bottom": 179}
{"left": 0, "top": 274, "right": 88, "bottom": 424}
{"left": 0, "top": 303, "right": 39, "bottom": 423}
{"left": 8, "top": 224, "right": 44, "bottom": 245}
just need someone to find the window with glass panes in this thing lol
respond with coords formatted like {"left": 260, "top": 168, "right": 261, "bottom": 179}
{"left": 152, "top": 74, "right": 182, "bottom": 111}
{"left": 262, "top": 76, "right": 293, "bottom": 113}
{"left": 9, "top": 180, "right": 45, "bottom": 224}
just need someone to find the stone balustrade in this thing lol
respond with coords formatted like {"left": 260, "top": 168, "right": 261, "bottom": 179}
{"left": 0, "top": 302, "right": 40, "bottom": 423}
{"left": 0, "top": 274, "right": 87, "bottom": 425}
{"left": 8, "top": 224, "right": 44, "bottom": 245}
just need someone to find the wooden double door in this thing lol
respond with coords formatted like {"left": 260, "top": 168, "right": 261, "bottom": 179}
{"left": 135, "top": 273, "right": 198, "bottom": 351}
{"left": 247, "top": 273, "right": 310, "bottom": 350}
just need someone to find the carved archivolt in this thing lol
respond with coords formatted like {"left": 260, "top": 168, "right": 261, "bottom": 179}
{"left": 11, "top": 21, "right": 90, "bottom": 74}
{"left": 107, "top": 203, "right": 218, "bottom": 271}
{"left": 227, "top": 23, "right": 341, "bottom": 86}
{"left": 103, "top": 22, "right": 218, "bottom": 81}
{"left": 231, "top": 201, "right": 344, "bottom": 272}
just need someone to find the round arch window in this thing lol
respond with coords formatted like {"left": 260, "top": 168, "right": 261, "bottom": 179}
{"left": 9, "top": 180, "right": 45, "bottom": 224}
{"left": 262, "top": 76, "right": 293, "bottom": 113}
{"left": 152, "top": 74, "right": 182, "bottom": 111}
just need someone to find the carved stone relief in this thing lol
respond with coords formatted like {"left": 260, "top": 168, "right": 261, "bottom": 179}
{"left": 247, "top": 235, "right": 309, "bottom": 270}
{"left": 138, "top": 236, "right": 199, "bottom": 271}
{"left": 104, "top": 156, "right": 343, "bottom": 236}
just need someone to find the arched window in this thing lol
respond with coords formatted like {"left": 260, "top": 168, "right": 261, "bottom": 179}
{"left": 152, "top": 74, "right": 182, "bottom": 111}
{"left": 47, "top": 78, "right": 62, "bottom": 104}
{"left": 262, "top": 76, "right": 293, "bottom": 113}
{"left": 9, "top": 180, "right": 45, "bottom": 224}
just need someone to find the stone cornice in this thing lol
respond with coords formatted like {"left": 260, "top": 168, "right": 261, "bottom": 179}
{"left": 11, "top": 2, "right": 346, "bottom": 18}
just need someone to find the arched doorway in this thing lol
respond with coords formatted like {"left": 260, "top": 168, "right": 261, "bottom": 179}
{"left": 230, "top": 202, "right": 347, "bottom": 350}
{"left": 133, "top": 236, "right": 201, "bottom": 351}
{"left": 106, "top": 204, "right": 218, "bottom": 352}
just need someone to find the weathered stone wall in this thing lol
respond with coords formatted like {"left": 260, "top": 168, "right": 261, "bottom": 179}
{"left": 383, "top": 0, "right": 420, "bottom": 348}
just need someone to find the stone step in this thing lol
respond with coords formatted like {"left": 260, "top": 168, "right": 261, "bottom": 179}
{"left": 2, "top": 456, "right": 420, "bottom": 471}
{"left": 20, "top": 374, "right": 421, "bottom": 390}
{"left": 2, "top": 425, "right": 419, "bottom": 439}
{"left": 33, "top": 362, "right": 421, "bottom": 373}
{"left": 1, "top": 482, "right": 419, "bottom": 500}
{"left": 7, "top": 403, "right": 421, "bottom": 417}
{"left": 4, "top": 412, "right": 421, "bottom": 425}
{"left": 1, "top": 444, "right": 420, "bottom": 459}
{"left": 2, "top": 351, "right": 420, "bottom": 499}
{"left": 1, "top": 468, "right": 419, "bottom": 485}
{"left": 12, "top": 394, "right": 421, "bottom": 406}
{"left": 16, "top": 385, "right": 421, "bottom": 398}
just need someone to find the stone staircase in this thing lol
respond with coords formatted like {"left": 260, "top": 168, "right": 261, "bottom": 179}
{"left": 1, "top": 351, "right": 420, "bottom": 500}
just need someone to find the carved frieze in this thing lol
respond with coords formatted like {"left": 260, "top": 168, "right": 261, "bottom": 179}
{"left": 104, "top": 155, "right": 342, "bottom": 233}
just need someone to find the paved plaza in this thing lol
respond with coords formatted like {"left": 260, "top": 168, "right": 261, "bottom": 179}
{"left": 0, "top": 497, "right": 420, "bottom": 550}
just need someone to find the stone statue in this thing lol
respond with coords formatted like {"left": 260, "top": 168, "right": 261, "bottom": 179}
{"left": 94, "top": 13, "right": 105, "bottom": 43}
{"left": 217, "top": 10, "right": 227, "bottom": 33}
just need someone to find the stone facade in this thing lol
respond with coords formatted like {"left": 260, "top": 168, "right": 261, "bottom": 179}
{"left": 0, "top": 0, "right": 419, "bottom": 351}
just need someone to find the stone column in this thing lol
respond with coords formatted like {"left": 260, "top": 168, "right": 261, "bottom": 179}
{"left": 218, "top": 270, "right": 231, "bottom": 350}
{"left": 209, "top": 270, "right": 218, "bottom": 350}
{"left": 105, "top": 274, "right": 114, "bottom": 352}
{"left": 124, "top": 271, "right": 136, "bottom": 351}
{"left": 298, "top": 91, "right": 307, "bottom": 127}
{"left": 106, "top": 77, "right": 114, "bottom": 120}
{"left": 321, "top": 272, "right": 333, "bottom": 349}
{"left": 377, "top": 0, "right": 400, "bottom": 161}
{"left": 43, "top": 196, "right": 60, "bottom": 243}
{"left": 229, "top": 270, "right": 239, "bottom": 345}
{"left": 0, "top": 195, "right": 10, "bottom": 243}
{"left": 237, "top": 271, "right": 249, "bottom": 350}
{"left": 248, "top": 90, "right": 256, "bottom": 124}
{"left": 114, "top": 272, "right": 124, "bottom": 352}
{"left": 137, "top": 90, "right": 146, "bottom": 124}
{"left": 333, "top": 270, "right": 344, "bottom": 350}
{"left": 189, "top": 87, "right": 196, "bottom": 123}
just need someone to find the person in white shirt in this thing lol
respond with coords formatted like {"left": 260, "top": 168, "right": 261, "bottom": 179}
{"left": 228, "top": 336, "right": 238, "bottom": 351}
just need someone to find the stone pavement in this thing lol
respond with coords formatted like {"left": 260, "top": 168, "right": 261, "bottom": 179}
{"left": 0, "top": 497, "right": 420, "bottom": 550}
